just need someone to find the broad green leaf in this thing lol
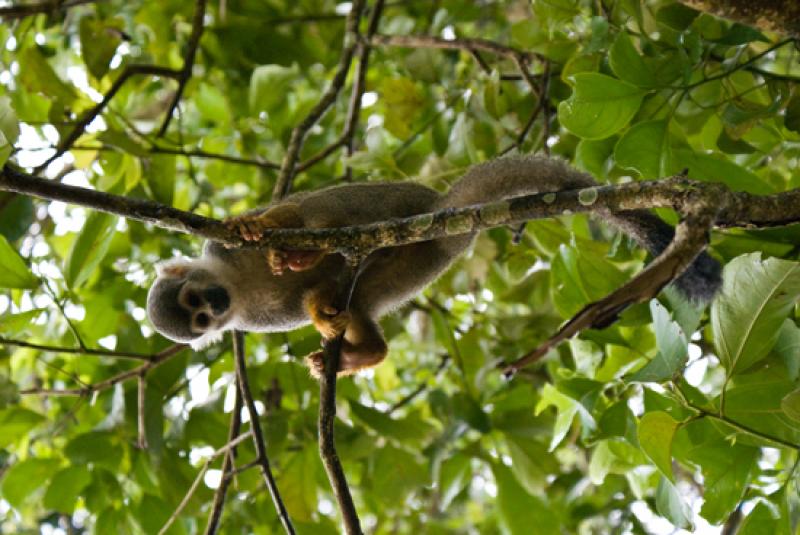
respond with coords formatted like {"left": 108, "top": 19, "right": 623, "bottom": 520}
{"left": 348, "top": 400, "right": 435, "bottom": 444}
{"left": 535, "top": 383, "right": 596, "bottom": 450}
{"left": 781, "top": 388, "right": 800, "bottom": 423}
{"left": 614, "top": 120, "right": 673, "bottom": 178}
{"left": 372, "top": 445, "right": 428, "bottom": 506}
{"left": 0, "top": 407, "right": 45, "bottom": 447}
{"left": 0, "top": 96, "right": 19, "bottom": 166}
{"left": 1, "top": 458, "right": 60, "bottom": 509}
{"left": 558, "top": 73, "right": 646, "bottom": 140}
{"left": 655, "top": 477, "right": 692, "bottom": 530}
{"left": 774, "top": 319, "right": 800, "bottom": 380}
{"left": 65, "top": 212, "right": 118, "bottom": 289}
{"left": 280, "top": 448, "right": 318, "bottom": 521}
{"left": 574, "top": 136, "right": 616, "bottom": 178}
{"left": 0, "top": 308, "right": 44, "bottom": 336}
{"left": 18, "top": 48, "right": 77, "bottom": 104}
{"left": 44, "top": 465, "right": 92, "bottom": 513}
{"left": 438, "top": 453, "right": 471, "bottom": 509}
{"left": 609, "top": 33, "right": 655, "bottom": 86}
{"left": 785, "top": 94, "right": 800, "bottom": 133}
{"left": 0, "top": 234, "right": 38, "bottom": 289}
{"left": 738, "top": 501, "right": 784, "bottom": 535}
{"left": 491, "top": 463, "right": 559, "bottom": 535}
{"left": 711, "top": 253, "right": 800, "bottom": 375}
{"left": 381, "top": 77, "right": 424, "bottom": 138}
{"left": 79, "top": 17, "right": 123, "bottom": 79}
{"left": 249, "top": 64, "right": 298, "bottom": 113}
{"left": 65, "top": 431, "right": 123, "bottom": 470}
{"left": 637, "top": 411, "right": 679, "bottom": 481}
{"left": 630, "top": 301, "right": 688, "bottom": 382}
{"left": 673, "top": 148, "right": 773, "bottom": 194}
{"left": 504, "top": 435, "right": 556, "bottom": 494}
{"left": 588, "top": 438, "right": 647, "bottom": 484}
{"left": 550, "top": 243, "right": 628, "bottom": 317}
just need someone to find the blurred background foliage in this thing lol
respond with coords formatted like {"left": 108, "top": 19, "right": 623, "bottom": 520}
{"left": 0, "top": 0, "right": 799, "bottom": 533}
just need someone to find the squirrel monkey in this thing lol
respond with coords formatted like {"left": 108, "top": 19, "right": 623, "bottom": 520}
{"left": 147, "top": 156, "right": 721, "bottom": 377}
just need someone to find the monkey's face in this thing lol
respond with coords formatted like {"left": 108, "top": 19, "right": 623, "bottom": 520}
{"left": 146, "top": 258, "right": 233, "bottom": 348}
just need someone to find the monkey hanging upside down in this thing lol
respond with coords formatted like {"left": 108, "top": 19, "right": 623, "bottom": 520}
{"left": 146, "top": 156, "right": 721, "bottom": 377}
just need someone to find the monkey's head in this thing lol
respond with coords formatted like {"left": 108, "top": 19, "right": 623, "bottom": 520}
{"left": 147, "top": 257, "right": 233, "bottom": 348}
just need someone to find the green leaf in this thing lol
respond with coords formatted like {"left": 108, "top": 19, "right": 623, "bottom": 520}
{"left": 18, "top": 48, "right": 77, "bottom": 104}
{"left": 535, "top": 383, "right": 596, "bottom": 450}
{"left": 1, "top": 458, "right": 61, "bottom": 509}
{"left": 438, "top": 453, "right": 471, "bottom": 509}
{"left": 609, "top": 33, "right": 682, "bottom": 88}
{"left": 637, "top": 411, "right": 679, "bottom": 481}
{"left": 64, "top": 212, "right": 118, "bottom": 288}
{"left": 491, "top": 463, "right": 559, "bottom": 535}
{"left": 0, "top": 308, "right": 44, "bottom": 336}
{"left": 348, "top": 400, "right": 435, "bottom": 444}
{"left": 372, "top": 445, "right": 428, "bottom": 506}
{"left": 774, "top": 319, "right": 800, "bottom": 380}
{"left": 79, "top": 18, "right": 123, "bottom": 79}
{"left": 711, "top": 253, "right": 800, "bottom": 375}
{"left": 630, "top": 300, "right": 688, "bottom": 382}
{"left": 504, "top": 435, "right": 556, "bottom": 494}
{"left": 655, "top": 476, "right": 692, "bottom": 529}
{"left": 249, "top": 64, "right": 298, "bottom": 113}
{"left": 738, "top": 499, "right": 790, "bottom": 535}
{"left": 0, "top": 407, "right": 46, "bottom": 447}
{"left": 785, "top": 95, "right": 800, "bottom": 133}
{"left": 64, "top": 431, "right": 123, "bottom": 470}
{"left": 558, "top": 73, "right": 646, "bottom": 140}
{"left": 574, "top": 137, "right": 616, "bottom": 178}
{"left": 0, "top": 96, "right": 19, "bottom": 166}
{"left": 43, "top": 465, "right": 92, "bottom": 513}
{"left": 280, "top": 448, "right": 318, "bottom": 521}
{"left": 614, "top": 120, "right": 673, "bottom": 178}
{"left": 673, "top": 148, "right": 773, "bottom": 194}
{"left": 780, "top": 388, "right": 800, "bottom": 423}
{"left": 550, "top": 242, "right": 628, "bottom": 317}
{"left": 381, "top": 77, "right": 424, "bottom": 138}
{"left": 0, "top": 234, "right": 38, "bottom": 289}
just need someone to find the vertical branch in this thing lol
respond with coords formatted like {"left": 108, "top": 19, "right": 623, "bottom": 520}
{"left": 157, "top": 0, "right": 208, "bottom": 137}
{"left": 137, "top": 373, "right": 148, "bottom": 449}
{"left": 272, "top": 0, "right": 366, "bottom": 200}
{"left": 203, "top": 388, "right": 243, "bottom": 535}
{"left": 318, "top": 339, "right": 363, "bottom": 535}
{"left": 232, "top": 331, "right": 295, "bottom": 535}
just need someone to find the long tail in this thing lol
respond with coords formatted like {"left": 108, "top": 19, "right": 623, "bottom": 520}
{"left": 440, "top": 156, "right": 722, "bottom": 302}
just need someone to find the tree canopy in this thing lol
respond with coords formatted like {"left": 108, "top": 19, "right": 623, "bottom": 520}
{"left": 0, "top": 0, "right": 799, "bottom": 534}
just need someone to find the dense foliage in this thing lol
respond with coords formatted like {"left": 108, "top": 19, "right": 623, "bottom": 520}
{"left": 0, "top": 0, "right": 799, "bottom": 533}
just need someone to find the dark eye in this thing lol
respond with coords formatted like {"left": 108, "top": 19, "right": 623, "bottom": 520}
{"left": 186, "top": 291, "right": 201, "bottom": 308}
{"left": 196, "top": 313, "right": 209, "bottom": 329}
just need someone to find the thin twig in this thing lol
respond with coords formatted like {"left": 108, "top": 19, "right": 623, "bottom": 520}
{"left": 157, "top": 0, "right": 208, "bottom": 137}
{"left": 272, "top": 0, "right": 366, "bottom": 200}
{"left": 20, "top": 344, "right": 187, "bottom": 396}
{"left": 157, "top": 431, "right": 254, "bottom": 535}
{"left": 387, "top": 354, "right": 449, "bottom": 414}
{"left": 370, "top": 33, "right": 536, "bottom": 62}
{"left": 36, "top": 65, "right": 182, "bottom": 172}
{"left": 0, "top": 336, "right": 156, "bottom": 360}
{"left": 232, "top": 331, "right": 295, "bottom": 534}
{"left": 203, "top": 389, "right": 243, "bottom": 535}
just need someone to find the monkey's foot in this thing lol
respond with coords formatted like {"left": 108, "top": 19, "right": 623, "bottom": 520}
{"left": 310, "top": 306, "right": 351, "bottom": 340}
{"left": 305, "top": 348, "right": 387, "bottom": 379}
{"left": 267, "top": 249, "right": 325, "bottom": 276}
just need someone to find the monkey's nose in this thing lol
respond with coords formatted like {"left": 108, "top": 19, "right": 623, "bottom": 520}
{"left": 204, "top": 286, "right": 230, "bottom": 315}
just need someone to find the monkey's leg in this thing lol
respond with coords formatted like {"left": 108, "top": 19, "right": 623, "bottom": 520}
{"left": 224, "top": 203, "right": 325, "bottom": 275}
{"left": 305, "top": 312, "right": 388, "bottom": 378}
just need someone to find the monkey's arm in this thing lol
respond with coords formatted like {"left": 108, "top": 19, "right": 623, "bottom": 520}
{"left": 225, "top": 202, "right": 328, "bottom": 275}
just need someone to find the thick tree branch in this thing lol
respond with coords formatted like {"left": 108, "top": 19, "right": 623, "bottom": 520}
{"left": 232, "top": 331, "right": 295, "bottom": 534}
{"left": 3, "top": 165, "right": 800, "bottom": 252}
{"left": 157, "top": 0, "right": 208, "bottom": 137}
{"left": 679, "top": 0, "right": 800, "bottom": 36}
{"left": 0, "top": 0, "right": 103, "bottom": 20}
{"left": 272, "top": 0, "right": 366, "bottom": 200}
{"left": 503, "top": 206, "right": 718, "bottom": 376}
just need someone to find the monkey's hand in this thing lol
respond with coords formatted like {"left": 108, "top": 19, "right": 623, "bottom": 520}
{"left": 224, "top": 204, "right": 325, "bottom": 275}
{"left": 308, "top": 302, "right": 352, "bottom": 340}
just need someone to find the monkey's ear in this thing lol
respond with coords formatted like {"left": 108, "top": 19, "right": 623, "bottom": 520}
{"left": 156, "top": 258, "right": 193, "bottom": 278}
